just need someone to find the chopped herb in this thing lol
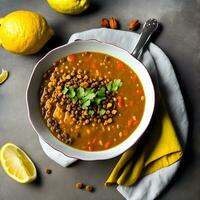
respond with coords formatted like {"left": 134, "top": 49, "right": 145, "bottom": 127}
{"left": 83, "top": 93, "right": 96, "bottom": 101}
{"left": 72, "top": 96, "right": 78, "bottom": 104}
{"left": 68, "top": 86, "right": 76, "bottom": 98}
{"left": 96, "top": 87, "right": 105, "bottom": 97}
{"left": 77, "top": 87, "right": 85, "bottom": 99}
{"left": 93, "top": 87, "right": 106, "bottom": 105}
{"left": 93, "top": 96, "right": 106, "bottom": 105}
{"left": 106, "top": 82, "right": 112, "bottom": 91}
{"left": 88, "top": 110, "right": 95, "bottom": 116}
{"left": 85, "top": 88, "right": 94, "bottom": 96}
{"left": 106, "top": 79, "right": 123, "bottom": 92}
{"left": 82, "top": 100, "right": 91, "bottom": 109}
{"left": 112, "top": 79, "right": 123, "bottom": 91}
{"left": 62, "top": 79, "right": 122, "bottom": 110}
{"left": 99, "top": 109, "right": 106, "bottom": 116}
{"left": 62, "top": 85, "right": 68, "bottom": 94}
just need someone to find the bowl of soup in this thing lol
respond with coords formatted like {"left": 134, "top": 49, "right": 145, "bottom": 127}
{"left": 26, "top": 40, "right": 155, "bottom": 160}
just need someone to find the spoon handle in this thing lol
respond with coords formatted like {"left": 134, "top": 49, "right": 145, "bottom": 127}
{"left": 131, "top": 18, "right": 158, "bottom": 58}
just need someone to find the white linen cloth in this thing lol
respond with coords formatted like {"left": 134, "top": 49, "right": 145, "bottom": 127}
{"left": 39, "top": 28, "right": 188, "bottom": 200}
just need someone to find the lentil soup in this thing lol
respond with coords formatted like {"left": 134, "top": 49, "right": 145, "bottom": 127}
{"left": 39, "top": 52, "right": 145, "bottom": 151}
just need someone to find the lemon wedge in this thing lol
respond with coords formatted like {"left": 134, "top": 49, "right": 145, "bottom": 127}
{"left": 0, "top": 143, "right": 37, "bottom": 183}
{"left": 0, "top": 69, "right": 8, "bottom": 84}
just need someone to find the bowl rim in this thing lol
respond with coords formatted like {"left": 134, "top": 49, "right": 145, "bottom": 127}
{"left": 26, "top": 39, "right": 155, "bottom": 160}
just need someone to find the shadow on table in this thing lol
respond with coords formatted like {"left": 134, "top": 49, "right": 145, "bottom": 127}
{"left": 150, "top": 22, "right": 163, "bottom": 44}
{"left": 36, "top": 34, "right": 65, "bottom": 58}
{"left": 32, "top": 165, "right": 43, "bottom": 187}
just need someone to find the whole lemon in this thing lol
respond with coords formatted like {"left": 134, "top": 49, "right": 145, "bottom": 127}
{"left": 0, "top": 10, "right": 54, "bottom": 55}
{"left": 47, "top": 0, "right": 90, "bottom": 15}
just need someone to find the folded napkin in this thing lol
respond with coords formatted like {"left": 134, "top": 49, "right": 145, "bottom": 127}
{"left": 39, "top": 28, "right": 188, "bottom": 200}
{"left": 105, "top": 100, "right": 182, "bottom": 186}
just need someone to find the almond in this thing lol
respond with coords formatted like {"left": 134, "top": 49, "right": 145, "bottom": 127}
{"left": 128, "top": 19, "right": 139, "bottom": 31}
{"left": 101, "top": 18, "right": 109, "bottom": 28}
{"left": 109, "top": 17, "right": 118, "bottom": 29}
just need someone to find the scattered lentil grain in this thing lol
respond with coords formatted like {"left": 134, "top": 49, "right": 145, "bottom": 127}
{"left": 45, "top": 168, "right": 52, "bottom": 174}
{"left": 85, "top": 185, "right": 94, "bottom": 192}
{"left": 76, "top": 182, "right": 85, "bottom": 189}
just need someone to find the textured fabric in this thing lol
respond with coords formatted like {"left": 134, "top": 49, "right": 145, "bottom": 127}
{"left": 39, "top": 28, "right": 188, "bottom": 200}
{"left": 105, "top": 101, "right": 182, "bottom": 186}
{"left": 39, "top": 137, "right": 76, "bottom": 167}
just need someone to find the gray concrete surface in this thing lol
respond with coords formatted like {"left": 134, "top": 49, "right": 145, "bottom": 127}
{"left": 0, "top": 0, "right": 200, "bottom": 199}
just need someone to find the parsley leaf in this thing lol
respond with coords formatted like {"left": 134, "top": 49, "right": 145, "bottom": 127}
{"left": 72, "top": 96, "right": 78, "bottom": 104}
{"left": 77, "top": 87, "right": 85, "bottom": 99}
{"left": 82, "top": 88, "right": 96, "bottom": 103}
{"left": 62, "top": 85, "right": 68, "bottom": 94}
{"left": 62, "top": 79, "right": 122, "bottom": 110}
{"left": 112, "top": 79, "right": 123, "bottom": 91}
{"left": 93, "top": 96, "right": 106, "bottom": 105}
{"left": 84, "top": 88, "right": 94, "bottom": 96}
{"left": 83, "top": 93, "right": 96, "bottom": 101}
{"left": 96, "top": 87, "right": 105, "bottom": 97}
{"left": 106, "top": 82, "right": 112, "bottom": 91}
{"left": 68, "top": 86, "right": 76, "bottom": 98}
{"left": 82, "top": 100, "right": 91, "bottom": 109}
{"left": 93, "top": 87, "right": 106, "bottom": 105}
{"left": 106, "top": 79, "right": 123, "bottom": 92}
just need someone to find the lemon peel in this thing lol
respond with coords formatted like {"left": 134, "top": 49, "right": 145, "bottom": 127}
{"left": 0, "top": 10, "right": 54, "bottom": 55}
{"left": 47, "top": 0, "right": 90, "bottom": 15}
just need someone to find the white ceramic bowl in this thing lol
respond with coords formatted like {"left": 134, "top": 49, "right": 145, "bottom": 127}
{"left": 26, "top": 40, "right": 155, "bottom": 160}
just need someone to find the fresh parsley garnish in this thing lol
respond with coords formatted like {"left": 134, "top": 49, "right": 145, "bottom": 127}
{"left": 77, "top": 87, "right": 85, "bottom": 99}
{"left": 82, "top": 99, "right": 91, "bottom": 109}
{"left": 96, "top": 87, "right": 105, "bottom": 97}
{"left": 106, "top": 79, "right": 123, "bottom": 92}
{"left": 84, "top": 88, "right": 94, "bottom": 96}
{"left": 68, "top": 86, "right": 76, "bottom": 98}
{"left": 82, "top": 93, "right": 96, "bottom": 101}
{"left": 62, "top": 79, "right": 123, "bottom": 110}
{"left": 72, "top": 96, "right": 78, "bottom": 104}
{"left": 62, "top": 85, "right": 68, "bottom": 94}
{"left": 93, "top": 96, "right": 106, "bottom": 105}
{"left": 93, "top": 87, "right": 106, "bottom": 105}
{"left": 106, "top": 82, "right": 112, "bottom": 91}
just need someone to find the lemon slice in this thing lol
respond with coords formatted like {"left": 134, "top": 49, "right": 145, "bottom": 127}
{"left": 0, "top": 69, "right": 9, "bottom": 84}
{"left": 0, "top": 143, "right": 37, "bottom": 183}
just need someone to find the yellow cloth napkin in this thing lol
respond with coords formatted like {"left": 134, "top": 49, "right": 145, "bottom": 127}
{"left": 106, "top": 100, "right": 183, "bottom": 186}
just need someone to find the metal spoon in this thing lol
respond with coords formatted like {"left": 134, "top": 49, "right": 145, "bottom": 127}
{"left": 131, "top": 18, "right": 158, "bottom": 58}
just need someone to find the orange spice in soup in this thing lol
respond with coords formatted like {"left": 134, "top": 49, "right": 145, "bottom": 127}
{"left": 39, "top": 52, "right": 145, "bottom": 151}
